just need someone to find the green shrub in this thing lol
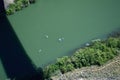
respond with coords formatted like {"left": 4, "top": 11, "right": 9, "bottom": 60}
{"left": 22, "top": 0, "right": 29, "bottom": 7}
{"left": 6, "top": 0, "right": 32, "bottom": 15}
{"left": 44, "top": 36, "right": 120, "bottom": 79}
{"left": 6, "top": 4, "right": 15, "bottom": 15}
{"left": 15, "top": 1, "right": 23, "bottom": 11}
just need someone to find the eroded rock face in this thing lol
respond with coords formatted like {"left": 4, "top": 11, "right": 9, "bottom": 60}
{"left": 3, "top": 0, "right": 14, "bottom": 9}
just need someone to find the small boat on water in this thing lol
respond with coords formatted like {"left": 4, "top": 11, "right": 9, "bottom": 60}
{"left": 38, "top": 49, "right": 42, "bottom": 53}
{"left": 58, "top": 37, "right": 64, "bottom": 42}
{"left": 45, "top": 35, "right": 48, "bottom": 38}
{"left": 86, "top": 43, "right": 90, "bottom": 46}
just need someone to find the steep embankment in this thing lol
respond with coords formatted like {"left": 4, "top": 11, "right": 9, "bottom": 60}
{"left": 51, "top": 55, "right": 120, "bottom": 80}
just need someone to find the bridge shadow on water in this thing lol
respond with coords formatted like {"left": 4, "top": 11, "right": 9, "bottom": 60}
{"left": 0, "top": 0, "right": 44, "bottom": 80}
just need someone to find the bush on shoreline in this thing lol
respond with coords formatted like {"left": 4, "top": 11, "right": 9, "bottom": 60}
{"left": 43, "top": 33, "right": 120, "bottom": 79}
{"left": 6, "top": 4, "right": 16, "bottom": 15}
{"left": 6, "top": 0, "right": 36, "bottom": 15}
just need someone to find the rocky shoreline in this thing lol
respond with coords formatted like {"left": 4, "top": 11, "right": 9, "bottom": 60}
{"left": 43, "top": 30, "right": 120, "bottom": 80}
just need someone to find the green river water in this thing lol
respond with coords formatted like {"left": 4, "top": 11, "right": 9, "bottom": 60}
{"left": 7, "top": 0, "right": 120, "bottom": 68}
{"left": 0, "top": 59, "right": 7, "bottom": 80}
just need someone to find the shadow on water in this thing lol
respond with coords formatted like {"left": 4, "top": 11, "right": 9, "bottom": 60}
{"left": 0, "top": 0, "right": 44, "bottom": 80}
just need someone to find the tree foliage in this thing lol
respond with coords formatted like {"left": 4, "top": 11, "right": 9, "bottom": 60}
{"left": 6, "top": 0, "right": 35, "bottom": 15}
{"left": 6, "top": 4, "right": 15, "bottom": 15}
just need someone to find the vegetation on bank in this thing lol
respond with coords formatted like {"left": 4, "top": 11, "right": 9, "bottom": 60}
{"left": 51, "top": 55, "right": 120, "bottom": 80}
{"left": 43, "top": 31, "right": 120, "bottom": 79}
{"left": 6, "top": 0, "right": 36, "bottom": 15}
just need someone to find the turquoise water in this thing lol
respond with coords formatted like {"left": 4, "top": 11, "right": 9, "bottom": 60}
{"left": 8, "top": 0, "right": 120, "bottom": 68}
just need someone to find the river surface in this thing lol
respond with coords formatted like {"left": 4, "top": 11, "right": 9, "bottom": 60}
{"left": 7, "top": 0, "right": 120, "bottom": 68}
{"left": 0, "top": 59, "right": 7, "bottom": 80}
